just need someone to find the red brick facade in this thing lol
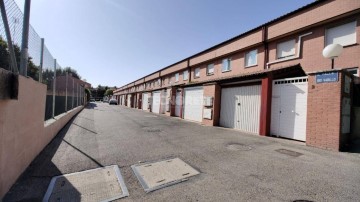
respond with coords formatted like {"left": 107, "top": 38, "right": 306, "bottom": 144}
{"left": 113, "top": 0, "right": 360, "bottom": 151}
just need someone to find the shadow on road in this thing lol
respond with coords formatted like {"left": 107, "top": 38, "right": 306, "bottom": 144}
{"left": 86, "top": 102, "right": 97, "bottom": 109}
{"left": 3, "top": 115, "right": 89, "bottom": 201}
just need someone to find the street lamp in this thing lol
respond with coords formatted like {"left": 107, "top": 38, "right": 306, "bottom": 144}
{"left": 322, "top": 44, "right": 343, "bottom": 69}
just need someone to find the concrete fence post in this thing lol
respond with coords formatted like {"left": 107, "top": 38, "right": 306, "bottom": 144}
{"left": 39, "top": 38, "right": 44, "bottom": 82}
{"left": 19, "top": 0, "right": 31, "bottom": 76}
{"left": 65, "top": 72, "right": 68, "bottom": 112}
{"left": 72, "top": 78, "right": 74, "bottom": 109}
{"left": 52, "top": 59, "right": 56, "bottom": 118}
{"left": 0, "top": 0, "right": 18, "bottom": 73}
{"left": 77, "top": 83, "right": 79, "bottom": 107}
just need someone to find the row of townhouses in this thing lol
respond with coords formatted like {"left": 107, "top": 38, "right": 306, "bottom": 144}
{"left": 113, "top": 0, "right": 360, "bottom": 151}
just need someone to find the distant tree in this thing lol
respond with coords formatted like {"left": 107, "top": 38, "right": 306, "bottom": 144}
{"left": 0, "top": 37, "right": 39, "bottom": 80}
{"left": 104, "top": 89, "right": 113, "bottom": 96}
{"left": 0, "top": 36, "right": 10, "bottom": 70}
{"left": 27, "top": 57, "right": 39, "bottom": 81}
{"left": 84, "top": 88, "right": 91, "bottom": 102}
{"left": 55, "top": 67, "right": 81, "bottom": 79}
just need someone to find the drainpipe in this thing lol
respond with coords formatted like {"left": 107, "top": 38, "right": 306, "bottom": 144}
{"left": 262, "top": 25, "right": 269, "bottom": 70}
{"left": 266, "top": 32, "right": 312, "bottom": 69}
{"left": 187, "top": 59, "right": 191, "bottom": 83}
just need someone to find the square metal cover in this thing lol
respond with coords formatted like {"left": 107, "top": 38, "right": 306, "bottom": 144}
{"left": 131, "top": 157, "right": 200, "bottom": 193}
{"left": 43, "top": 165, "right": 129, "bottom": 202}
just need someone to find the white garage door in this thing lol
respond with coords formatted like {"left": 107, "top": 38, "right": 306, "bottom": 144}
{"left": 183, "top": 87, "right": 204, "bottom": 122}
{"left": 142, "top": 93, "right": 149, "bottom": 110}
{"left": 175, "top": 90, "right": 182, "bottom": 117}
{"left": 127, "top": 95, "right": 131, "bottom": 107}
{"left": 271, "top": 77, "right": 308, "bottom": 141}
{"left": 220, "top": 85, "right": 261, "bottom": 134}
{"left": 152, "top": 91, "right": 161, "bottom": 114}
{"left": 160, "top": 90, "right": 166, "bottom": 114}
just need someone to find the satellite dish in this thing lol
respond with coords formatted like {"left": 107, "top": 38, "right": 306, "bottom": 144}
{"left": 322, "top": 44, "right": 343, "bottom": 59}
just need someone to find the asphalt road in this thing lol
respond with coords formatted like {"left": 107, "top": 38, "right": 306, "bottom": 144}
{"left": 4, "top": 102, "right": 360, "bottom": 202}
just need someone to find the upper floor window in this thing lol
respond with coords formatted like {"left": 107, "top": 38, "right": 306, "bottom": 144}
{"left": 194, "top": 67, "right": 200, "bottom": 78}
{"left": 245, "top": 49, "right": 258, "bottom": 67}
{"left": 277, "top": 39, "right": 295, "bottom": 59}
{"left": 175, "top": 73, "right": 179, "bottom": 82}
{"left": 207, "top": 64, "right": 214, "bottom": 75}
{"left": 183, "top": 70, "right": 188, "bottom": 80}
{"left": 168, "top": 76, "right": 172, "bottom": 84}
{"left": 222, "top": 58, "right": 231, "bottom": 72}
{"left": 326, "top": 21, "right": 357, "bottom": 47}
{"left": 158, "top": 78, "right": 161, "bottom": 86}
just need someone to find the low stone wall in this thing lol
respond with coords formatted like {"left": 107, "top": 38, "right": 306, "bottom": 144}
{"left": 0, "top": 76, "right": 83, "bottom": 198}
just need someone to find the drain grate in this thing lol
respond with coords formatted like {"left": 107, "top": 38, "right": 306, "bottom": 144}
{"left": 144, "top": 115, "right": 157, "bottom": 118}
{"left": 275, "top": 149, "right": 303, "bottom": 157}
{"left": 226, "top": 143, "right": 252, "bottom": 151}
{"left": 131, "top": 158, "right": 200, "bottom": 193}
{"left": 146, "top": 129, "right": 161, "bottom": 133}
{"left": 43, "top": 165, "right": 129, "bottom": 202}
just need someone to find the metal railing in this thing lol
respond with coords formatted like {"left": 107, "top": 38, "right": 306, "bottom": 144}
{"left": 0, "top": 0, "right": 85, "bottom": 120}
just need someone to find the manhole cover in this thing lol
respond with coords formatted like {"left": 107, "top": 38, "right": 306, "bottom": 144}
{"left": 275, "top": 149, "right": 303, "bottom": 157}
{"left": 43, "top": 165, "right": 129, "bottom": 202}
{"left": 226, "top": 143, "right": 252, "bottom": 151}
{"left": 143, "top": 127, "right": 161, "bottom": 133}
{"left": 144, "top": 115, "right": 157, "bottom": 118}
{"left": 146, "top": 129, "right": 161, "bottom": 133}
{"left": 131, "top": 158, "right": 200, "bottom": 193}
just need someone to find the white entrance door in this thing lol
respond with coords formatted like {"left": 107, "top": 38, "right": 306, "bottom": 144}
{"left": 220, "top": 85, "right": 261, "bottom": 134}
{"left": 152, "top": 91, "right": 161, "bottom": 114}
{"left": 183, "top": 87, "right": 204, "bottom": 122}
{"left": 271, "top": 77, "right": 308, "bottom": 141}
{"left": 175, "top": 90, "right": 182, "bottom": 117}
{"left": 142, "top": 93, "right": 149, "bottom": 110}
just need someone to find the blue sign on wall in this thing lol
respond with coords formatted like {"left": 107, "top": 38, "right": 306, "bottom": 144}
{"left": 316, "top": 72, "right": 339, "bottom": 83}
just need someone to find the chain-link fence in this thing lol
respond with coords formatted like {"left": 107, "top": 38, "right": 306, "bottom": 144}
{"left": 1, "top": 0, "right": 86, "bottom": 120}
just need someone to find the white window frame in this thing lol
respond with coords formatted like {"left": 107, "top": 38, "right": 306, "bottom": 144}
{"left": 277, "top": 39, "right": 296, "bottom": 59}
{"left": 183, "top": 70, "right": 188, "bottom": 80}
{"left": 168, "top": 76, "right": 172, "bottom": 84}
{"left": 245, "top": 49, "right": 258, "bottom": 67}
{"left": 158, "top": 78, "right": 161, "bottom": 86}
{"left": 207, "top": 63, "right": 214, "bottom": 75}
{"left": 222, "top": 58, "right": 231, "bottom": 72}
{"left": 175, "top": 73, "right": 179, "bottom": 82}
{"left": 194, "top": 67, "right": 200, "bottom": 78}
{"left": 325, "top": 21, "right": 357, "bottom": 47}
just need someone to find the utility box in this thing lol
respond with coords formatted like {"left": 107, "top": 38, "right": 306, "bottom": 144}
{"left": 203, "top": 108, "right": 213, "bottom": 120}
{"left": 203, "top": 96, "right": 213, "bottom": 107}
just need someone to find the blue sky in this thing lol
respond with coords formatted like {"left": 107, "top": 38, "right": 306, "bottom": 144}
{"left": 15, "top": 0, "right": 314, "bottom": 87}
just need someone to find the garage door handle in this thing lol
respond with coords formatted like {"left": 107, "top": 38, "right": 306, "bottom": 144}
{"left": 237, "top": 103, "right": 241, "bottom": 106}
{"left": 279, "top": 111, "right": 281, "bottom": 113}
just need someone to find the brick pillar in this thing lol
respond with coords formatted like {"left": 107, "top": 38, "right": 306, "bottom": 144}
{"left": 202, "top": 83, "right": 221, "bottom": 126}
{"left": 306, "top": 70, "right": 350, "bottom": 151}
{"left": 165, "top": 88, "right": 172, "bottom": 116}
{"left": 149, "top": 92, "right": 152, "bottom": 112}
{"left": 259, "top": 75, "right": 272, "bottom": 136}
{"left": 167, "top": 87, "right": 175, "bottom": 116}
{"left": 137, "top": 92, "right": 142, "bottom": 109}
{"left": 124, "top": 94, "right": 128, "bottom": 106}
